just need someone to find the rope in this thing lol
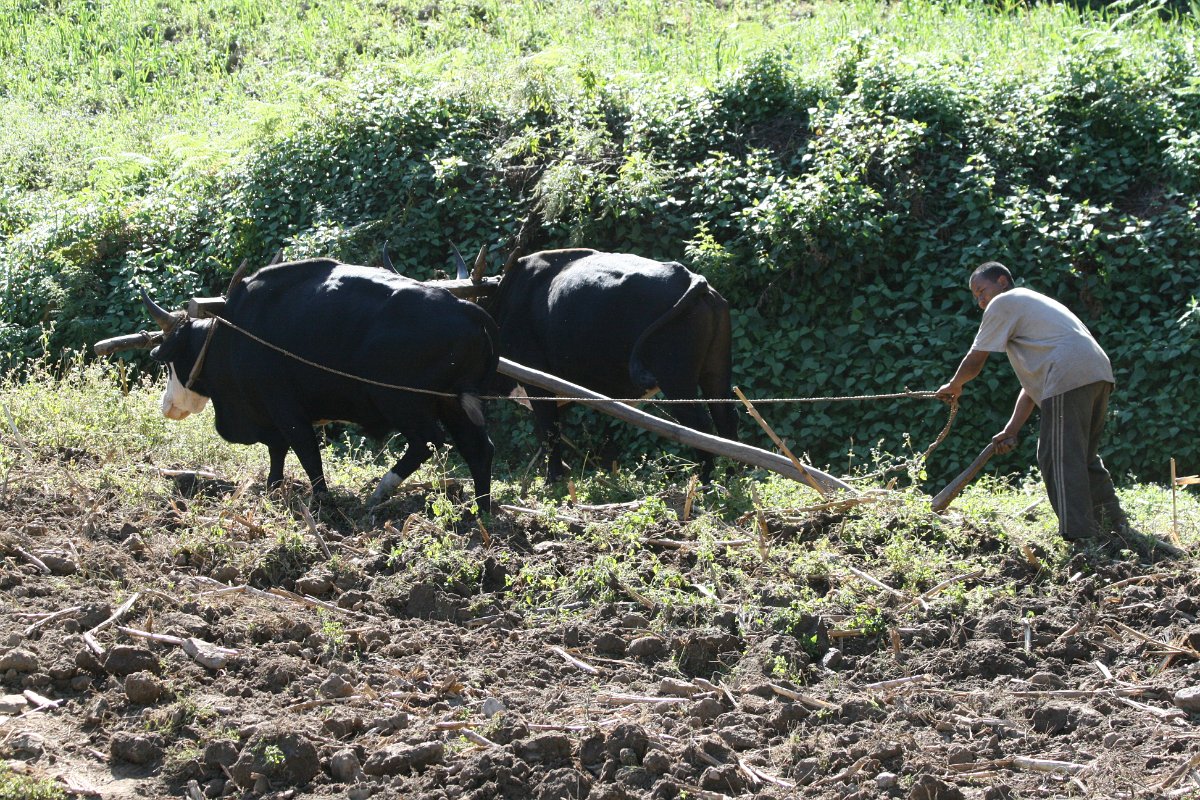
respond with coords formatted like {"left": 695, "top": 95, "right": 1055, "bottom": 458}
{"left": 494, "top": 389, "right": 942, "bottom": 405}
{"left": 206, "top": 315, "right": 462, "bottom": 399}
{"left": 198, "top": 314, "right": 958, "bottom": 465}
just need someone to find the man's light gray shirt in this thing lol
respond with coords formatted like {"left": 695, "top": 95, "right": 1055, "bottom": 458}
{"left": 971, "top": 287, "right": 1114, "bottom": 405}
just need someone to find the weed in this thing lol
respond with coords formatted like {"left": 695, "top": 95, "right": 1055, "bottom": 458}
{"left": 846, "top": 604, "right": 890, "bottom": 637}
{"left": 319, "top": 613, "right": 348, "bottom": 654}
{"left": 261, "top": 743, "right": 285, "bottom": 767}
{"left": 0, "top": 764, "right": 64, "bottom": 800}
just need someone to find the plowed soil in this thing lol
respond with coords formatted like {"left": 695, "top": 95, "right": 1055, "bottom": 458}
{"left": 1, "top": 465, "right": 1198, "bottom": 800}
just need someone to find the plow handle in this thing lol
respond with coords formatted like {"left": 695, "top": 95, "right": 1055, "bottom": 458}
{"left": 931, "top": 443, "right": 997, "bottom": 513}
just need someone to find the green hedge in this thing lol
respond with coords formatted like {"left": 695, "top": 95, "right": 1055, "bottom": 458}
{"left": 3, "top": 35, "right": 1198, "bottom": 487}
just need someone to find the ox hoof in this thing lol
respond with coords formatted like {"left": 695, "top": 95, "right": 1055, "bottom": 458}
{"left": 368, "top": 472, "right": 403, "bottom": 508}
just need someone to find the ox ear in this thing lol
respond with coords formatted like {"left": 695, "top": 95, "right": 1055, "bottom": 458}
{"left": 381, "top": 241, "right": 402, "bottom": 274}
{"left": 141, "top": 288, "right": 177, "bottom": 332}
{"left": 471, "top": 245, "right": 488, "bottom": 284}
{"left": 450, "top": 242, "right": 469, "bottom": 281}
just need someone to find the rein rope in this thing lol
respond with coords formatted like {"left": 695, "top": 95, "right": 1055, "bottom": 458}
{"left": 191, "top": 314, "right": 959, "bottom": 468}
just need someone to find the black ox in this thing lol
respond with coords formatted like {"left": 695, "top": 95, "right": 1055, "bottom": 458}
{"left": 476, "top": 248, "right": 738, "bottom": 482}
{"left": 114, "top": 258, "right": 498, "bottom": 511}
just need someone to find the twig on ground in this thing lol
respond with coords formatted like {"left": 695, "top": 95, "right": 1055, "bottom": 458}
{"left": 460, "top": 729, "right": 500, "bottom": 747}
{"left": 810, "top": 756, "right": 870, "bottom": 788}
{"left": 671, "top": 784, "right": 731, "bottom": 800}
{"left": 1113, "top": 695, "right": 1188, "bottom": 721}
{"left": 644, "top": 537, "right": 751, "bottom": 551}
{"left": 21, "top": 689, "right": 61, "bottom": 712}
{"left": 694, "top": 677, "right": 736, "bottom": 708}
{"left": 768, "top": 683, "right": 838, "bottom": 710}
{"left": 898, "top": 569, "right": 984, "bottom": 612}
{"left": 497, "top": 504, "right": 583, "bottom": 524}
{"left": 23, "top": 605, "right": 83, "bottom": 637}
{"left": 82, "top": 631, "right": 105, "bottom": 657}
{"left": 1156, "top": 752, "right": 1200, "bottom": 791}
{"left": 776, "top": 489, "right": 892, "bottom": 518}
{"left": 298, "top": 503, "right": 331, "bottom": 559}
{"left": 549, "top": 646, "right": 600, "bottom": 676}
{"left": 570, "top": 499, "right": 644, "bottom": 512}
{"left": 946, "top": 713, "right": 1021, "bottom": 732}
{"left": 1103, "top": 573, "right": 1171, "bottom": 591}
{"left": 860, "top": 674, "right": 931, "bottom": 693}
{"left": 13, "top": 547, "right": 50, "bottom": 575}
{"left": 682, "top": 474, "right": 698, "bottom": 522}
{"left": 267, "top": 587, "right": 344, "bottom": 615}
{"left": 89, "top": 592, "right": 142, "bottom": 636}
{"left": 737, "top": 758, "right": 795, "bottom": 790}
{"left": 117, "top": 626, "right": 239, "bottom": 670}
{"left": 1106, "top": 620, "right": 1200, "bottom": 660}
{"left": 159, "top": 469, "right": 219, "bottom": 481}
{"left": 229, "top": 512, "right": 268, "bottom": 538}
{"left": 285, "top": 696, "right": 365, "bottom": 712}
{"left": 846, "top": 565, "right": 906, "bottom": 600}
{"left": 1009, "top": 755, "right": 1092, "bottom": 776}
{"left": 617, "top": 581, "right": 657, "bottom": 612}
{"left": 527, "top": 723, "right": 592, "bottom": 732}
{"left": 1, "top": 403, "right": 36, "bottom": 461}
{"left": 595, "top": 692, "right": 691, "bottom": 706}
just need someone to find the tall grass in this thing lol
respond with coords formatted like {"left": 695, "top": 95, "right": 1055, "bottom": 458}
{"left": 2, "top": 0, "right": 1192, "bottom": 197}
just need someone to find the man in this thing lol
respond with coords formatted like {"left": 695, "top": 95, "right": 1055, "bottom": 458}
{"left": 936, "top": 261, "right": 1130, "bottom": 545}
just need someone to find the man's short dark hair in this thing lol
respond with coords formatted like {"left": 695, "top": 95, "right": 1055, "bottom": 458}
{"left": 971, "top": 261, "right": 1013, "bottom": 285}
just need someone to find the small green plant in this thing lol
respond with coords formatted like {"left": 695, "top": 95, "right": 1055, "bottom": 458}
{"left": 261, "top": 744, "right": 285, "bottom": 768}
{"left": 846, "top": 604, "right": 889, "bottom": 637}
{"left": 319, "top": 613, "right": 348, "bottom": 653}
{"left": 0, "top": 764, "right": 65, "bottom": 800}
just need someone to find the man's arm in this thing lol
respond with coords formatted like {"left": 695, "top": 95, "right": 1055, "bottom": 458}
{"left": 936, "top": 349, "right": 990, "bottom": 401}
{"left": 992, "top": 388, "right": 1035, "bottom": 454}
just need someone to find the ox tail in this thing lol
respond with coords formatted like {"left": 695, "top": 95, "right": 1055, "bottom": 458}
{"left": 628, "top": 273, "right": 710, "bottom": 390}
{"left": 460, "top": 392, "right": 485, "bottom": 427}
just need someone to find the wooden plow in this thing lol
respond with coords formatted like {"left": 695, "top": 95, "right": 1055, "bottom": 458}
{"left": 496, "top": 357, "right": 854, "bottom": 497}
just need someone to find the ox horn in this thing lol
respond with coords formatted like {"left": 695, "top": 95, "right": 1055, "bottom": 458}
{"left": 450, "top": 243, "right": 470, "bottom": 281}
{"left": 141, "top": 288, "right": 177, "bottom": 332}
{"left": 471, "top": 245, "right": 488, "bottom": 284}
{"left": 225, "top": 258, "right": 250, "bottom": 296}
{"left": 268, "top": 248, "right": 284, "bottom": 266}
{"left": 502, "top": 248, "right": 521, "bottom": 275}
{"left": 381, "top": 241, "right": 402, "bottom": 274}
{"left": 94, "top": 330, "right": 163, "bottom": 357}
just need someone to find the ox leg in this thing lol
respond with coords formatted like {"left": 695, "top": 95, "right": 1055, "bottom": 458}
{"left": 528, "top": 392, "right": 568, "bottom": 482}
{"left": 368, "top": 440, "right": 434, "bottom": 507}
{"left": 701, "top": 387, "right": 739, "bottom": 445}
{"left": 266, "top": 440, "right": 290, "bottom": 489}
{"left": 698, "top": 354, "right": 738, "bottom": 445}
{"left": 267, "top": 413, "right": 328, "bottom": 495}
{"left": 438, "top": 401, "right": 495, "bottom": 514}
{"left": 263, "top": 432, "right": 329, "bottom": 493}
{"left": 368, "top": 416, "right": 446, "bottom": 506}
{"left": 656, "top": 377, "right": 722, "bottom": 483}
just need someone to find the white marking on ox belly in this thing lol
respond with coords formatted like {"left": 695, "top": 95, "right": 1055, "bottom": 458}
{"left": 161, "top": 365, "right": 210, "bottom": 420}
